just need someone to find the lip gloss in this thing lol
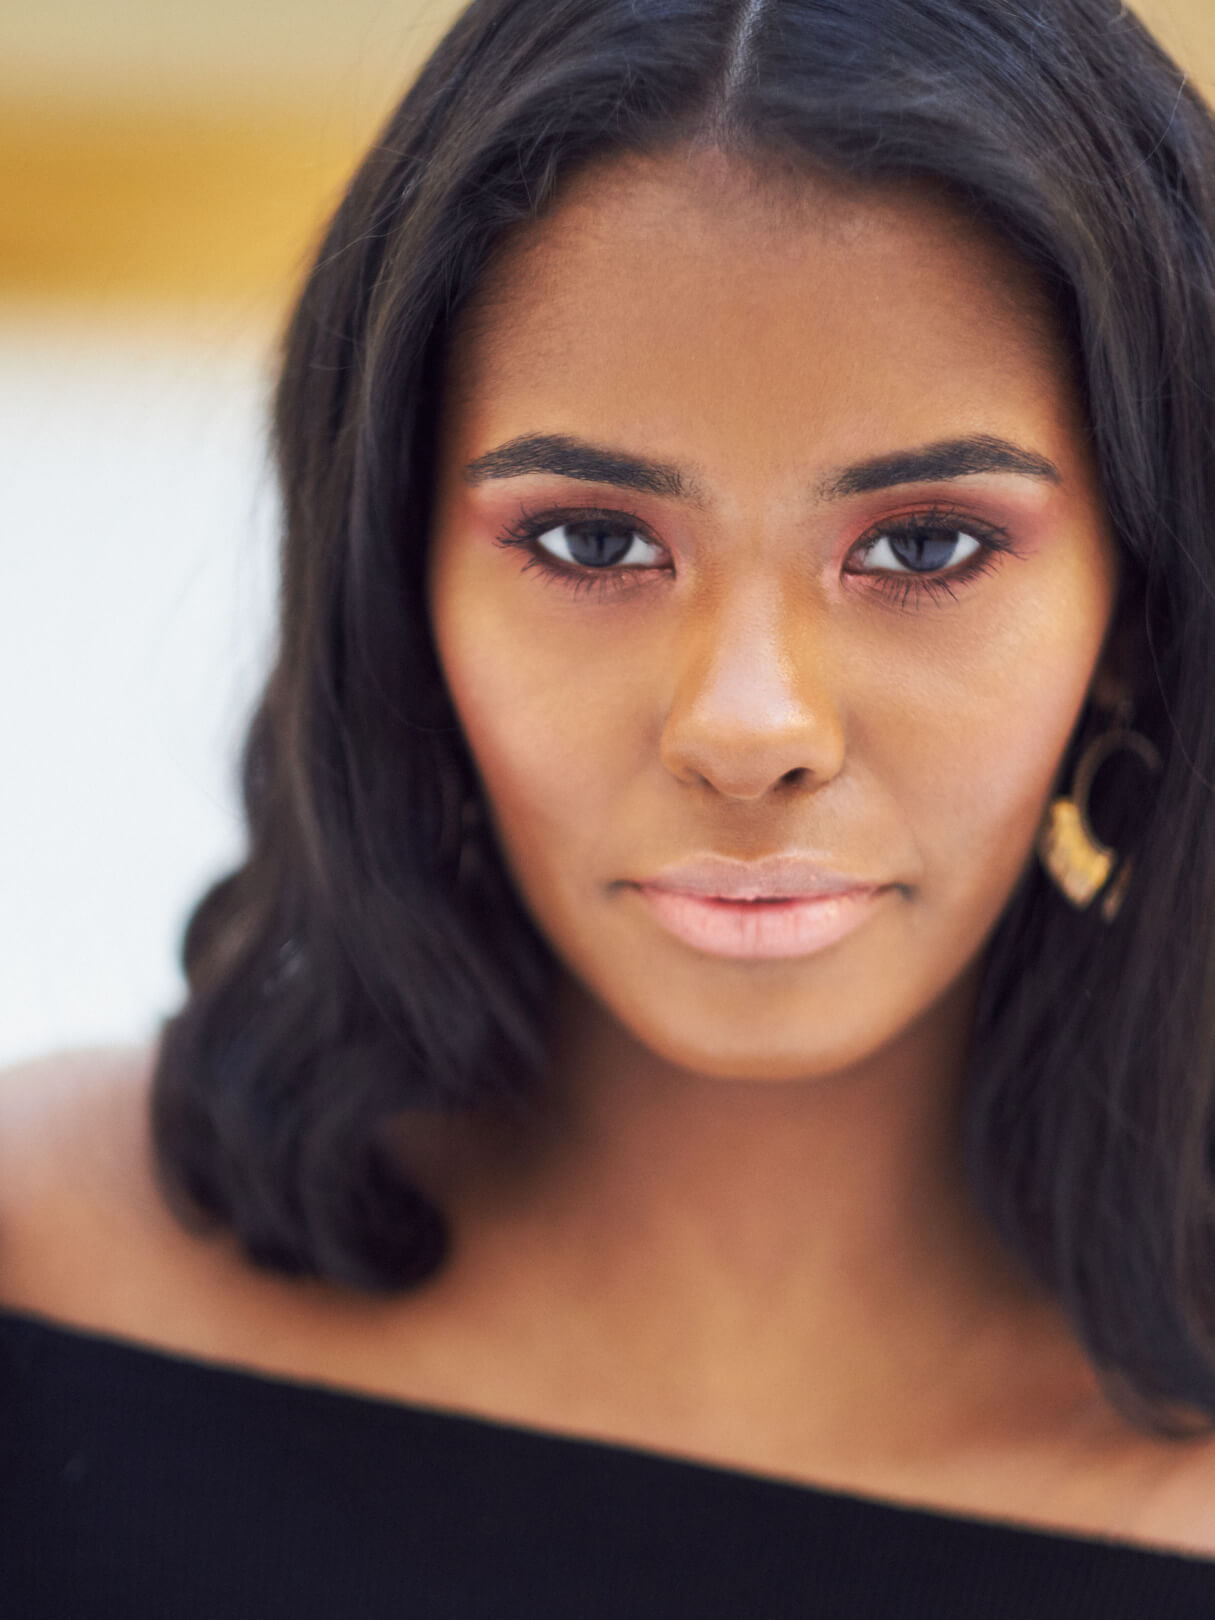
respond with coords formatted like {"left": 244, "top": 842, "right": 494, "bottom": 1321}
{"left": 633, "top": 884, "right": 885, "bottom": 960}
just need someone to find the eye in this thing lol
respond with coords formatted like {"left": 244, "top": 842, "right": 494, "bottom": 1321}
{"left": 841, "top": 509, "right": 1018, "bottom": 608}
{"left": 532, "top": 516, "right": 664, "bottom": 569}
{"left": 857, "top": 525, "right": 982, "bottom": 574}
{"left": 494, "top": 506, "right": 670, "bottom": 595}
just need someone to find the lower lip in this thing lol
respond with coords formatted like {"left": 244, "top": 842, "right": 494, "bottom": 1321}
{"left": 633, "top": 884, "right": 886, "bottom": 960}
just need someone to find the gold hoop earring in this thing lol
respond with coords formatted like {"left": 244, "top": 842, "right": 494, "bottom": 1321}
{"left": 1036, "top": 723, "right": 1161, "bottom": 923}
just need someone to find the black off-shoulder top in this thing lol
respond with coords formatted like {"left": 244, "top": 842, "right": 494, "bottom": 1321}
{"left": 2, "top": 1306, "right": 1215, "bottom": 1619}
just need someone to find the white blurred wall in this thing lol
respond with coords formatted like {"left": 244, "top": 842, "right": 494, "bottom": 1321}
{"left": 0, "top": 1, "right": 464, "bottom": 1066}
{"left": 0, "top": 308, "right": 279, "bottom": 1064}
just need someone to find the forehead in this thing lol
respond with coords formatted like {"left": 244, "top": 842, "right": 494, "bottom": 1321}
{"left": 443, "top": 147, "right": 1076, "bottom": 481}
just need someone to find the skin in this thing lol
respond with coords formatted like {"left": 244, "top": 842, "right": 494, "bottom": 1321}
{"left": 3, "top": 144, "right": 1215, "bottom": 1554}
{"left": 430, "top": 149, "right": 1119, "bottom": 1092}
{"left": 414, "top": 143, "right": 1158, "bottom": 1497}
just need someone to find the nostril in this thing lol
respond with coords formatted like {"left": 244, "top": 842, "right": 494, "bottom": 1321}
{"left": 780, "top": 766, "right": 810, "bottom": 789}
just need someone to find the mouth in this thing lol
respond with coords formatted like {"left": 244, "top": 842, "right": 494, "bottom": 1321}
{"left": 630, "top": 881, "right": 889, "bottom": 961}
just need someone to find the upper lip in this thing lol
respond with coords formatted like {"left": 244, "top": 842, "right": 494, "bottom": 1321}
{"left": 635, "top": 854, "right": 884, "bottom": 901}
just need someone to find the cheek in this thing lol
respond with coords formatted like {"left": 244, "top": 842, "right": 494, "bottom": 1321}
{"left": 879, "top": 541, "right": 1117, "bottom": 924}
{"left": 429, "top": 549, "right": 649, "bottom": 888}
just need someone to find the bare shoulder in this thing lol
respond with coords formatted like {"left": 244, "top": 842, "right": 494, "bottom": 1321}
{"left": 0, "top": 1044, "right": 166, "bottom": 1310}
{"left": 0, "top": 1043, "right": 155, "bottom": 1202}
{"left": 1138, "top": 1432, "right": 1215, "bottom": 1558}
{"left": 0, "top": 1044, "right": 426, "bottom": 1380}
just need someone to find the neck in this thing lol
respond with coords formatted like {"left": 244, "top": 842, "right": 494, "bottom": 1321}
{"left": 405, "top": 961, "right": 1101, "bottom": 1470}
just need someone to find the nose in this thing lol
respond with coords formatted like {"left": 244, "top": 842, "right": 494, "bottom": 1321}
{"left": 659, "top": 584, "right": 846, "bottom": 801}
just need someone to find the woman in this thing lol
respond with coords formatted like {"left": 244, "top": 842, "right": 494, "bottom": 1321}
{"left": 5, "top": 0, "right": 1215, "bottom": 1612}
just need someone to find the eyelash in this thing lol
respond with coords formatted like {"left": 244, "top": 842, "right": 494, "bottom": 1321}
{"left": 493, "top": 502, "right": 1017, "bottom": 608}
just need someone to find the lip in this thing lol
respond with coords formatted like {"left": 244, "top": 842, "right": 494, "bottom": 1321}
{"left": 639, "top": 853, "right": 883, "bottom": 900}
{"left": 630, "top": 855, "right": 891, "bottom": 961}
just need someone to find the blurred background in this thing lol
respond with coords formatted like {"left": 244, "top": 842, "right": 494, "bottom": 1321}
{"left": 1, "top": 0, "right": 1213, "bottom": 1067}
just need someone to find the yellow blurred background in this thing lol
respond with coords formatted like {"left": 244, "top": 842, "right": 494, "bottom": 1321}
{"left": 3, "top": 0, "right": 1213, "bottom": 321}
{"left": 0, "top": 0, "right": 465, "bottom": 321}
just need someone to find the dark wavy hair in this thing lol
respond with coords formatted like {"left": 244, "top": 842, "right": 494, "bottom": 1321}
{"left": 152, "top": 0, "right": 1215, "bottom": 1434}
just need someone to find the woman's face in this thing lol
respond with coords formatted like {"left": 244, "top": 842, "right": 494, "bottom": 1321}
{"left": 428, "top": 148, "right": 1120, "bottom": 1082}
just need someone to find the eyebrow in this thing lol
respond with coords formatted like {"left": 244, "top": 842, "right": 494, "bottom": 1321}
{"left": 462, "top": 433, "right": 693, "bottom": 499}
{"left": 461, "top": 430, "right": 1061, "bottom": 502}
{"left": 817, "top": 434, "right": 1062, "bottom": 498}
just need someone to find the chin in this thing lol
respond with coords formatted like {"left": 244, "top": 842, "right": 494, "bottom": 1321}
{"left": 613, "top": 1000, "right": 899, "bottom": 1086}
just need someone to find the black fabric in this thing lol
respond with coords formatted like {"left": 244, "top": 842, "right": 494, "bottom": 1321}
{"left": 2, "top": 1307, "right": 1215, "bottom": 1618}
